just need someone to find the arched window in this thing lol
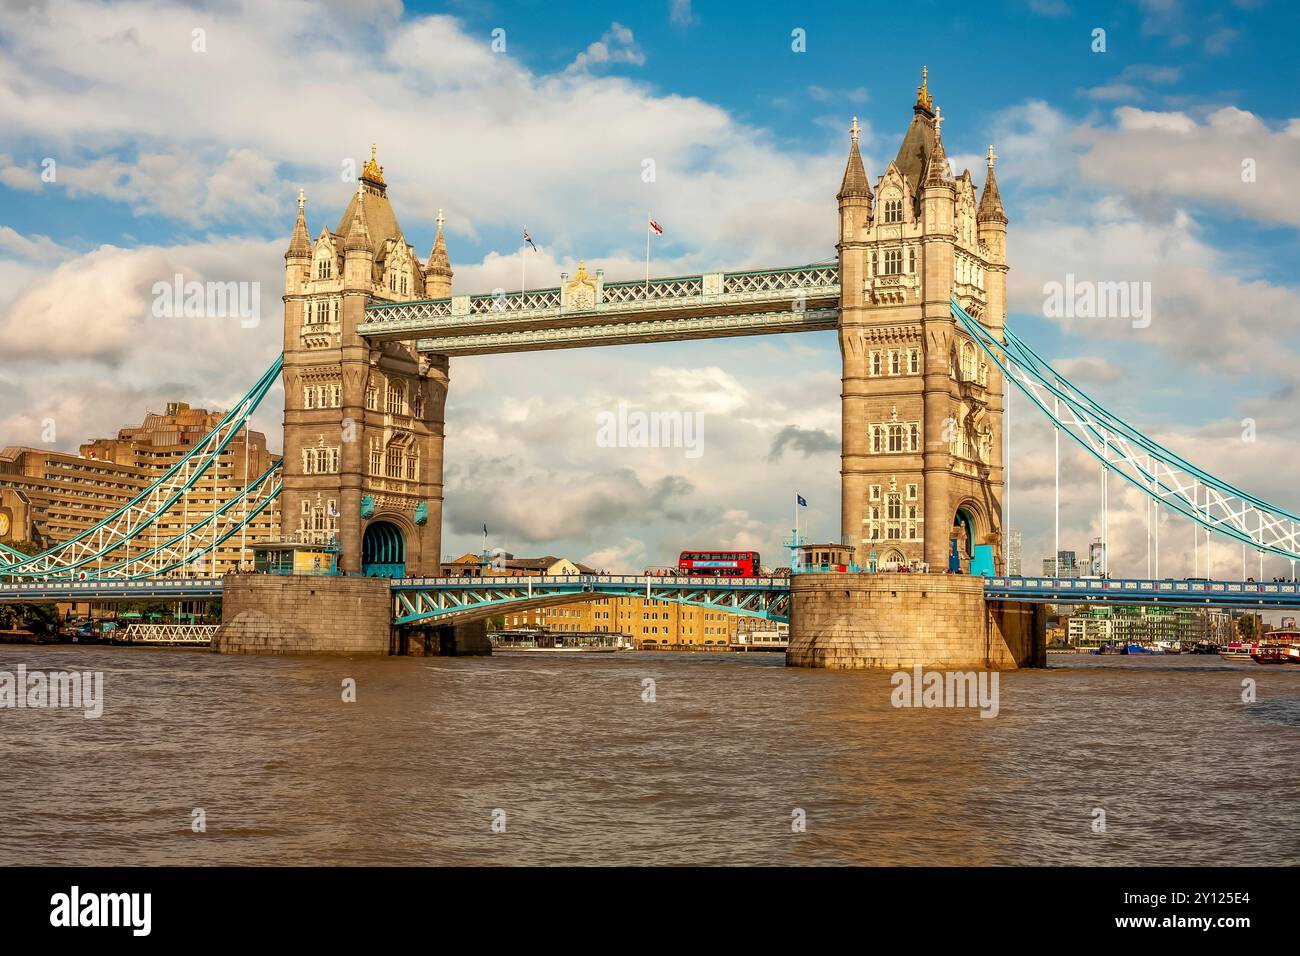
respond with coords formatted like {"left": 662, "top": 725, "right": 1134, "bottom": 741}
{"left": 317, "top": 257, "right": 332, "bottom": 279}
{"left": 386, "top": 382, "right": 406, "bottom": 414}
{"left": 884, "top": 198, "right": 903, "bottom": 224}
{"left": 960, "top": 342, "right": 976, "bottom": 381}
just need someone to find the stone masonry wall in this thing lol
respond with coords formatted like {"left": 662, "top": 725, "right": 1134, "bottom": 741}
{"left": 214, "top": 574, "right": 392, "bottom": 656}
{"left": 786, "top": 572, "right": 1045, "bottom": 670}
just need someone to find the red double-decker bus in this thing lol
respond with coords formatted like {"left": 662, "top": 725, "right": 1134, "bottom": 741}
{"left": 677, "top": 550, "right": 760, "bottom": 577}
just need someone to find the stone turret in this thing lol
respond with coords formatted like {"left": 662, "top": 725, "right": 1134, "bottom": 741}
{"left": 977, "top": 144, "right": 1008, "bottom": 264}
{"left": 284, "top": 189, "right": 311, "bottom": 296}
{"left": 343, "top": 182, "right": 374, "bottom": 286}
{"left": 424, "top": 208, "right": 453, "bottom": 298}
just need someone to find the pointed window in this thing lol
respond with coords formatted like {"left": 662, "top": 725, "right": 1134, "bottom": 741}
{"left": 884, "top": 199, "right": 903, "bottom": 224}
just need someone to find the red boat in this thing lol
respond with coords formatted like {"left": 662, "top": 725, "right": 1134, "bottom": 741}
{"left": 1250, "top": 644, "right": 1290, "bottom": 664}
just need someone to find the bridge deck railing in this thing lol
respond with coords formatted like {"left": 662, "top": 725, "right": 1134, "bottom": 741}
{"left": 360, "top": 264, "right": 841, "bottom": 338}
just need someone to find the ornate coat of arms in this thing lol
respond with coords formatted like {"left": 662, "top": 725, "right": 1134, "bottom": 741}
{"left": 565, "top": 260, "right": 597, "bottom": 311}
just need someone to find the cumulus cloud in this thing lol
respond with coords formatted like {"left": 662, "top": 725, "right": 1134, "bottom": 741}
{"left": 1080, "top": 106, "right": 1300, "bottom": 226}
{"left": 566, "top": 23, "right": 645, "bottom": 73}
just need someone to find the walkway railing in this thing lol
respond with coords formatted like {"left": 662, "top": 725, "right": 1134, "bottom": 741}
{"left": 359, "top": 263, "right": 840, "bottom": 343}
{"left": 985, "top": 576, "right": 1300, "bottom": 607}
{"left": 119, "top": 623, "right": 218, "bottom": 645}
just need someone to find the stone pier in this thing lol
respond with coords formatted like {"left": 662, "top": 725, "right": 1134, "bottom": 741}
{"left": 785, "top": 572, "right": 1045, "bottom": 670}
{"left": 214, "top": 574, "right": 490, "bottom": 657}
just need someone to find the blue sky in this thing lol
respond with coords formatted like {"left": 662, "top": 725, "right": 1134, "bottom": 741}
{"left": 1, "top": 0, "right": 1298, "bottom": 578}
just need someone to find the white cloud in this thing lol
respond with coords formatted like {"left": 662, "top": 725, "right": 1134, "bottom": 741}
{"left": 566, "top": 22, "right": 645, "bottom": 73}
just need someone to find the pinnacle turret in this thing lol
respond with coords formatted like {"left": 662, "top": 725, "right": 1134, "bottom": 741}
{"left": 285, "top": 188, "right": 311, "bottom": 260}
{"left": 424, "top": 208, "right": 453, "bottom": 297}
{"left": 837, "top": 116, "right": 873, "bottom": 201}
{"left": 923, "top": 106, "right": 953, "bottom": 187}
{"left": 978, "top": 144, "right": 1008, "bottom": 223}
{"left": 344, "top": 182, "right": 373, "bottom": 254}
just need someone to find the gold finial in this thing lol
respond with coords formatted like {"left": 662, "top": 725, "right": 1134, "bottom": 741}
{"left": 849, "top": 116, "right": 860, "bottom": 144}
{"left": 934, "top": 105, "right": 944, "bottom": 139}
{"left": 986, "top": 144, "right": 997, "bottom": 170}
{"left": 297, "top": 188, "right": 306, "bottom": 210}
{"left": 361, "top": 143, "right": 385, "bottom": 185}
{"left": 915, "top": 64, "right": 934, "bottom": 113}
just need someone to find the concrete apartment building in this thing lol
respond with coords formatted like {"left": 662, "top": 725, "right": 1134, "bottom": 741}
{"left": 0, "top": 402, "right": 279, "bottom": 574}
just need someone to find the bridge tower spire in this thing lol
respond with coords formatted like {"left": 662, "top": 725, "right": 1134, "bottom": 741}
{"left": 836, "top": 70, "right": 1006, "bottom": 574}
{"left": 280, "top": 145, "right": 451, "bottom": 577}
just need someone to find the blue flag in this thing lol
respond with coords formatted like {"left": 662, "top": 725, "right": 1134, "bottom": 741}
{"left": 797, "top": 494, "right": 807, "bottom": 507}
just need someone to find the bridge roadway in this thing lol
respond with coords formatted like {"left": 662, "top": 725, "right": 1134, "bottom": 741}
{"left": 358, "top": 264, "right": 840, "bottom": 355}
{"left": 6, "top": 575, "right": 1300, "bottom": 621}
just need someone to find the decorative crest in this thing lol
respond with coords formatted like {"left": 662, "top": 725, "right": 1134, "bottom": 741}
{"left": 361, "top": 143, "right": 385, "bottom": 186}
{"left": 915, "top": 65, "right": 934, "bottom": 114}
{"left": 565, "top": 259, "right": 598, "bottom": 311}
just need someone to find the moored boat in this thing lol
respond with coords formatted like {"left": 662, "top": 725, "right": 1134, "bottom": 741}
{"left": 1250, "top": 644, "right": 1290, "bottom": 664}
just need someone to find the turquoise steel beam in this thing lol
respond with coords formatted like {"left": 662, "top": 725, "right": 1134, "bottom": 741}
{"left": 952, "top": 300, "right": 1300, "bottom": 562}
{"left": 390, "top": 574, "right": 791, "bottom": 626}
{"left": 1, "top": 356, "right": 284, "bottom": 578}
{"left": 985, "top": 575, "right": 1300, "bottom": 609}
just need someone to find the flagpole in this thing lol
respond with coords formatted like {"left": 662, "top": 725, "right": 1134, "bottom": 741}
{"left": 645, "top": 210, "right": 651, "bottom": 290}
{"left": 521, "top": 231, "right": 526, "bottom": 295}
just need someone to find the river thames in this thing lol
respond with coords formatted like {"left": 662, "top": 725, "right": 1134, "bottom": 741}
{"left": 1, "top": 646, "right": 1297, "bottom": 866}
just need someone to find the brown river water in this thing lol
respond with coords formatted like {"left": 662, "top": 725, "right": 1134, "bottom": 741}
{"left": 1, "top": 646, "right": 1297, "bottom": 866}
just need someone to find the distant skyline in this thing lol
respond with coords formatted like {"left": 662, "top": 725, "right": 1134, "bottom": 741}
{"left": 2, "top": 0, "right": 1298, "bottom": 579}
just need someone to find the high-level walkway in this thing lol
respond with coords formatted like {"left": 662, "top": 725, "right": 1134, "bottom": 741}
{"left": 359, "top": 264, "right": 839, "bottom": 354}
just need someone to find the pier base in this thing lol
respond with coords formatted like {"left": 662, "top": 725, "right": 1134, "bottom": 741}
{"left": 785, "top": 572, "right": 1045, "bottom": 670}
{"left": 214, "top": 575, "right": 491, "bottom": 657}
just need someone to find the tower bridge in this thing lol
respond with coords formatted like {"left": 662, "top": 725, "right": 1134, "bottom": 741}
{"left": 5, "top": 70, "right": 1299, "bottom": 667}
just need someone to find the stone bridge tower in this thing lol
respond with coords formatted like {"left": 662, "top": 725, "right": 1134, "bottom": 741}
{"left": 837, "top": 69, "right": 1008, "bottom": 573}
{"left": 281, "top": 147, "right": 451, "bottom": 575}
